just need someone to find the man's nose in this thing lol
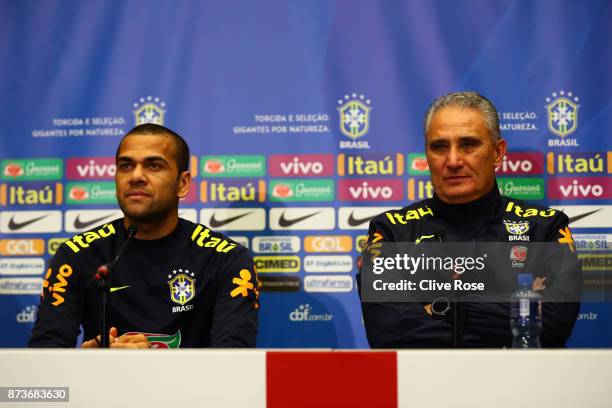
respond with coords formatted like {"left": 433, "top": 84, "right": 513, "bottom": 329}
{"left": 130, "top": 164, "right": 147, "bottom": 183}
{"left": 446, "top": 145, "right": 463, "bottom": 169}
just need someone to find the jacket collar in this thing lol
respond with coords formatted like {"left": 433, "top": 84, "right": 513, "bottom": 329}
{"left": 430, "top": 182, "right": 502, "bottom": 222}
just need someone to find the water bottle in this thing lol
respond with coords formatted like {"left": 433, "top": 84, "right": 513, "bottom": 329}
{"left": 510, "top": 273, "right": 542, "bottom": 348}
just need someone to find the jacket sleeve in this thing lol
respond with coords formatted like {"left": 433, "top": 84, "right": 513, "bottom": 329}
{"left": 538, "top": 212, "right": 581, "bottom": 347}
{"left": 358, "top": 215, "right": 449, "bottom": 348}
{"left": 210, "top": 247, "right": 259, "bottom": 347}
{"left": 28, "top": 245, "right": 85, "bottom": 348}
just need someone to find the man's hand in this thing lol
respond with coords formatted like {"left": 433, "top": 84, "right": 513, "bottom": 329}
{"left": 110, "top": 331, "right": 150, "bottom": 348}
{"left": 81, "top": 327, "right": 150, "bottom": 349}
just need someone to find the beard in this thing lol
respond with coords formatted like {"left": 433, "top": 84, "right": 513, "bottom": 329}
{"left": 118, "top": 198, "right": 176, "bottom": 224}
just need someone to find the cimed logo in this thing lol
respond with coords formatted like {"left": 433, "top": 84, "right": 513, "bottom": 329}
{"left": 133, "top": 96, "right": 166, "bottom": 126}
{"left": 545, "top": 91, "right": 579, "bottom": 137}
{"left": 337, "top": 93, "right": 372, "bottom": 139}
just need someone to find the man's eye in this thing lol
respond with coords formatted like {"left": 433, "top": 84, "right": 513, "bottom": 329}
{"left": 430, "top": 143, "right": 446, "bottom": 151}
{"left": 118, "top": 163, "right": 132, "bottom": 170}
{"left": 148, "top": 162, "right": 162, "bottom": 170}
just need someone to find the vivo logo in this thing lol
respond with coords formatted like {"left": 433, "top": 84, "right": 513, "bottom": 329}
{"left": 548, "top": 177, "right": 610, "bottom": 200}
{"left": 66, "top": 158, "right": 116, "bottom": 180}
{"left": 269, "top": 155, "right": 334, "bottom": 177}
{"left": 338, "top": 180, "right": 403, "bottom": 201}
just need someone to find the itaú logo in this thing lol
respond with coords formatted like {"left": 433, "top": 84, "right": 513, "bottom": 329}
{"left": 288, "top": 304, "right": 333, "bottom": 322}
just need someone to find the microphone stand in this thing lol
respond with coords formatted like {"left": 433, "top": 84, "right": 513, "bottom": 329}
{"left": 452, "top": 300, "right": 459, "bottom": 348}
{"left": 95, "top": 226, "right": 137, "bottom": 348}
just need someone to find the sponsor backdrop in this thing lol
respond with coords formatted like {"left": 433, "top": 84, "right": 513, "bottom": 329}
{"left": 0, "top": 0, "right": 610, "bottom": 347}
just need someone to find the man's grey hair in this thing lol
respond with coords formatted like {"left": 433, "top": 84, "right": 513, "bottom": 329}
{"left": 424, "top": 91, "right": 501, "bottom": 143}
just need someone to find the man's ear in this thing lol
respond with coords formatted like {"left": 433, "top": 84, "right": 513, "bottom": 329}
{"left": 493, "top": 138, "right": 507, "bottom": 168}
{"left": 177, "top": 171, "right": 191, "bottom": 199}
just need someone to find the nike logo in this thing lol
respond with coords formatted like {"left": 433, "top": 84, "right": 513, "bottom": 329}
{"left": 278, "top": 211, "right": 321, "bottom": 227}
{"left": 110, "top": 285, "right": 130, "bottom": 293}
{"left": 415, "top": 234, "right": 436, "bottom": 244}
{"left": 209, "top": 211, "right": 253, "bottom": 228}
{"left": 74, "top": 214, "right": 115, "bottom": 230}
{"left": 347, "top": 211, "right": 376, "bottom": 227}
{"left": 8, "top": 214, "right": 50, "bottom": 231}
{"left": 568, "top": 209, "right": 601, "bottom": 225}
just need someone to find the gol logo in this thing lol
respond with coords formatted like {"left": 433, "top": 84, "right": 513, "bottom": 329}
{"left": 304, "top": 236, "right": 352, "bottom": 252}
{"left": 0, "top": 239, "right": 45, "bottom": 255}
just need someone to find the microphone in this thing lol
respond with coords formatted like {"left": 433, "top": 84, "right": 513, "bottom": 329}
{"left": 95, "top": 226, "right": 138, "bottom": 281}
{"left": 95, "top": 225, "right": 137, "bottom": 348}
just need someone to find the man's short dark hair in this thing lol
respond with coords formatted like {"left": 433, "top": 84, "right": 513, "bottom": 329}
{"left": 117, "top": 124, "right": 190, "bottom": 174}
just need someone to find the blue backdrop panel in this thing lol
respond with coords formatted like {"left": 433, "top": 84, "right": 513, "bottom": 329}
{"left": 0, "top": 0, "right": 610, "bottom": 347}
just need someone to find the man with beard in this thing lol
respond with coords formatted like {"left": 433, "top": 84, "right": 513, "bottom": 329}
{"left": 29, "top": 124, "right": 259, "bottom": 348}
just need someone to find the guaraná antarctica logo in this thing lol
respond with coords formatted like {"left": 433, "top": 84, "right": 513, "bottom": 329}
{"left": 133, "top": 96, "right": 166, "bottom": 126}
{"left": 337, "top": 93, "right": 372, "bottom": 140}
{"left": 545, "top": 90, "right": 580, "bottom": 147}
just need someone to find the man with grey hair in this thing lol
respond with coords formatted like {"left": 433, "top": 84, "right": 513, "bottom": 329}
{"left": 359, "top": 91, "right": 581, "bottom": 348}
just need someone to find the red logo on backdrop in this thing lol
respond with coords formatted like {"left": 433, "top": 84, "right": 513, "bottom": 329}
{"left": 69, "top": 187, "right": 89, "bottom": 201}
{"left": 547, "top": 177, "right": 611, "bottom": 200}
{"left": 337, "top": 179, "right": 403, "bottom": 201}
{"left": 66, "top": 157, "right": 116, "bottom": 180}
{"left": 204, "top": 159, "right": 224, "bottom": 174}
{"left": 411, "top": 157, "right": 428, "bottom": 172}
{"left": 4, "top": 163, "right": 24, "bottom": 177}
{"left": 268, "top": 155, "right": 334, "bottom": 177}
{"left": 496, "top": 152, "right": 544, "bottom": 175}
{"left": 510, "top": 246, "right": 527, "bottom": 262}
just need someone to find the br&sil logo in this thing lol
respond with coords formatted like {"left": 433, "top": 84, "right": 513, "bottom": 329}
{"left": 133, "top": 96, "right": 166, "bottom": 125}
{"left": 252, "top": 236, "right": 300, "bottom": 254}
